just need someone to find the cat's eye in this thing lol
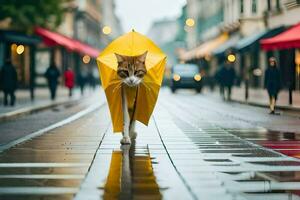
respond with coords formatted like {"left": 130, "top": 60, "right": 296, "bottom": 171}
{"left": 117, "top": 70, "right": 129, "bottom": 78}
{"left": 135, "top": 70, "right": 146, "bottom": 78}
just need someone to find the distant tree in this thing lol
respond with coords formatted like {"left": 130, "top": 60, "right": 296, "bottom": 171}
{"left": 0, "top": 0, "right": 71, "bottom": 32}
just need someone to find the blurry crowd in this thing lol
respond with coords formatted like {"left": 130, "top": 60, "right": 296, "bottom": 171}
{"left": 0, "top": 60, "right": 97, "bottom": 106}
{"left": 214, "top": 57, "right": 281, "bottom": 114}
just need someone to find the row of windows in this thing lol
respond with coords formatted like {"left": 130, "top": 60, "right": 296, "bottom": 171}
{"left": 239, "top": 0, "right": 281, "bottom": 14}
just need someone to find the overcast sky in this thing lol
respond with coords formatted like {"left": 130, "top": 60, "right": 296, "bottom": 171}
{"left": 115, "top": 0, "right": 186, "bottom": 34}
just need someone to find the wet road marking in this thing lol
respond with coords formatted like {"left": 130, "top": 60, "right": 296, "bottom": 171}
{"left": 0, "top": 163, "right": 90, "bottom": 168}
{"left": 0, "top": 104, "right": 111, "bottom": 199}
{"left": 0, "top": 174, "right": 85, "bottom": 179}
{"left": 0, "top": 187, "right": 78, "bottom": 194}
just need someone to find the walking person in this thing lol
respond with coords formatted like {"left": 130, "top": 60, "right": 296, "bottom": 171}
{"left": 77, "top": 70, "right": 88, "bottom": 95}
{"left": 45, "top": 61, "right": 60, "bottom": 100}
{"left": 217, "top": 60, "right": 236, "bottom": 101}
{"left": 64, "top": 67, "right": 75, "bottom": 97}
{"left": 264, "top": 57, "right": 281, "bottom": 114}
{"left": 215, "top": 65, "right": 225, "bottom": 100}
{"left": 0, "top": 59, "right": 18, "bottom": 106}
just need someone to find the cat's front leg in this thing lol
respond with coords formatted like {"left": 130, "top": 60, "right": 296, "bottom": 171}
{"left": 129, "top": 120, "right": 137, "bottom": 140}
{"left": 121, "top": 86, "right": 131, "bottom": 145}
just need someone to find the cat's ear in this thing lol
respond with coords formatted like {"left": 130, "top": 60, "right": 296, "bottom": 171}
{"left": 137, "top": 51, "right": 148, "bottom": 63}
{"left": 115, "top": 53, "right": 125, "bottom": 63}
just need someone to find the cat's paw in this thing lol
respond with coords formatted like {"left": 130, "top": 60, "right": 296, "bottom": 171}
{"left": 120, "top": 136, "right": 131, "bottom": 145}
{"left": 129, "top": 131, "right": 137, "bottom": 140}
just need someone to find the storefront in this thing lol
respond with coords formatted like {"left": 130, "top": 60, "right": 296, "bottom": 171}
{"left": 261, "top": 22, "right": 300, "bottom": 92}
{"left": 34, "top": 27, "right": 100, "bottom": 87}
{"left": 233, "top": 27, "right": 285, "bottom": 88}
{"left": 0, "top": 30, "right": 40, "bottom": 91}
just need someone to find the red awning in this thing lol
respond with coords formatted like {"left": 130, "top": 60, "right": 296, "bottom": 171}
{"left": 35, "top": 27, "right": 100, "bottom": 58}
{"left": 260, "top": 22, "right": 300, "bottom": 51}
{"left": 74, "top": 41, "right": 100, "bottom": 58}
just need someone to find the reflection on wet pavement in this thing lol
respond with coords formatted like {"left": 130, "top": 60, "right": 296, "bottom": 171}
{"left": 102, "top": 142, "right": 161, "bottom": 199}
{"left": 2, "top": 89, "right": 300, "bottom": 200}
{"left": 158, "top": 92, "right": 300, "bottom": 200}
{"left": 232, "top": 130, "right": 300, "bottom": 158}
{"left": 75, "top": 114, "right": 193, "bottom": 200}
{"left": 0, "top": 106, "right": 110, "bottom": 200}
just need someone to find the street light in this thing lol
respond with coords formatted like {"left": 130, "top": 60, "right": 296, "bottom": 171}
{"left": 227, "top": 54, "right": 236, "bottom": 63}
{"left": 11, "top": 43, "right": 17, "bottom": 51}
{"left": 16, "top": 45, "right": 25, "bottom": 55}
{"left": 82, "top": 55, "right": 91, "bottom": 64}
{"left": 102, "top": 26, "right": 112, "bottom": 35}
{"left": 185, "top": 18, "right": 195, "bottom": 27}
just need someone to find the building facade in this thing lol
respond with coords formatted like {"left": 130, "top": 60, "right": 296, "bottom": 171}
{"left": 185, "top": 0, "right": 224, "bottom": 48}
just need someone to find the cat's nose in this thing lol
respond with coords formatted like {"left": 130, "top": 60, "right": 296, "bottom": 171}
{"left": 129, "top": 77, "right": 134, "bottom": 83}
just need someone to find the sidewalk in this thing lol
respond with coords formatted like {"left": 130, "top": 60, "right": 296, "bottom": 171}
{"left": 209, "top": 86, "right": 300, "bottom": 110}
{"left": 0, "top": 87, "right": 82, "bottom": 121}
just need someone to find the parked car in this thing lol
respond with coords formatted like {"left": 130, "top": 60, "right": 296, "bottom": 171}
{"left": 170, "top": 63, "right": 202, "bottom": 93}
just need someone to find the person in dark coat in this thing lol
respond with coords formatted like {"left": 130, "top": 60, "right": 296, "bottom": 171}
{"left": 264, "top": 57, "right": 281, "bottom": 114}
{"left": 0, "top": 59, "right": 18, "bottom": 106}
{"left": 215, "top": 64, "right": 225, "bottom": 99}
{"left": 45, "top": 62, "right": 60, "bottom": 100}
{"left": 217, "top": 61, "right": 236, "bottom": 101}
{"left": 77, "top": 70, "right": 88, "bottom": 95}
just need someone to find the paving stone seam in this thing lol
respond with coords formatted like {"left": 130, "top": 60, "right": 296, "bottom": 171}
{"left": 174, "top": 96, "right": 300, "bottom": 161}
{"left": 152, "top": 116, "right": 198, "bottom": 200}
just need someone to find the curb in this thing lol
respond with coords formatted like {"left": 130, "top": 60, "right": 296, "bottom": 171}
{"left": 231, "top": 99, "right": 300, "bottom": 112}
{"left": 0, "top": 102, "right": 104, "bottom": 152}
{"left": 0, "top": 97, "right": 82, "bottom": 123}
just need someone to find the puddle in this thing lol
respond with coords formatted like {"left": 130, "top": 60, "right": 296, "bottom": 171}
{"left": 102, "top": 142, "right": 162, "bottom": 199}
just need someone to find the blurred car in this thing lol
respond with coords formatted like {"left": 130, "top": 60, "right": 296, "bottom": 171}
{"left": 170, "top": 63, "right": 202, "bottom": 93}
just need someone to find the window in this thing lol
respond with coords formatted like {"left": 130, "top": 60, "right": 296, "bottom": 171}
{"left": 240, "top": 0, "right": 244, "bottom": 13}
{"left": 252, "top": 0, "right": 257, "bottom": 13}
{"left": 267, "top": 0, "right": 272, "bottom": 11}
{"left": 276, "top": 0, "right": 280, "bottom": 11}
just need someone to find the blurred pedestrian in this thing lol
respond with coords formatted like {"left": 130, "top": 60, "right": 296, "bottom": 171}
{"left": 264, "top": 57, "right": 281, "bottom": 114}
{"left": 77, "top": 70, "right": 88, "bottom": 95}
{"left": 64, "top": 67, "right": 75, "bottom": 97}
{"left": 87, "top": 71, "right": 96, "bottom": 90}
{"left": 0, "top": 59, "right": 18, "bottom": 106}
{"left": 216, "top": 61, "right": 236, "bottom": 101}
{"left": 45, "top": 61, "right": 60, "bottom": 100}
{"left": 214, "top": 65, "right": 224, "bottom": 98}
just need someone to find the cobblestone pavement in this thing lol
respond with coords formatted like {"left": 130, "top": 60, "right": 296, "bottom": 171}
{"left": 1, "top": 88, "right": 300, "bottom": 200}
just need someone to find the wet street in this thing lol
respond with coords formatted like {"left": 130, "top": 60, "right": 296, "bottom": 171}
{"left": 1, "top": 88, "right": 300, "bottom": 200}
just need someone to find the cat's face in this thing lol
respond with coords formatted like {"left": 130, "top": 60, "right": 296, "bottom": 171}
{"left": 115, "top": 51, "right": 147, "bottom": 87}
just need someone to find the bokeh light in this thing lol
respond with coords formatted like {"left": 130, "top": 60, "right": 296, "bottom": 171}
{"left": 82, "top": 55, "right": 91, "bottom": 64}
{"left": 227, "top": 54, "right": 236, "bottom": 63}
{"left": 16, "top": 45, "right": 25, "bottom": 55}
{"left": 102, "top": 26, "right": 112, "bottom": 35}
{"left": 194, "top": 74, "right": 202, "bottom": 81}
{"left": 173, "top": 74, "right": 181, "bottom": 81}
{"left": 185, "top": 18, "right": 195, "bottom": 27}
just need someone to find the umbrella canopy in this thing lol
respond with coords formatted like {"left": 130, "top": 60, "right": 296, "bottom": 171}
{"left": 97, "top": 31, "right": 166, "bottom": 133}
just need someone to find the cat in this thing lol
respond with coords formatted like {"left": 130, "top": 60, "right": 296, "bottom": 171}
{"left": 114, "top": 51, "right": 147, "bottom": 145}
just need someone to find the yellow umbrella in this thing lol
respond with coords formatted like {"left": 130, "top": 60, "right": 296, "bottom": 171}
{"left": 97, "top": 30, "right": 166, "bottom": 133}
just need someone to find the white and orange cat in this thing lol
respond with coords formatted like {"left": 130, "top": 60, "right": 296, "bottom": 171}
{"left": 114, "top": 51, "right": 147, "bottom": 145}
